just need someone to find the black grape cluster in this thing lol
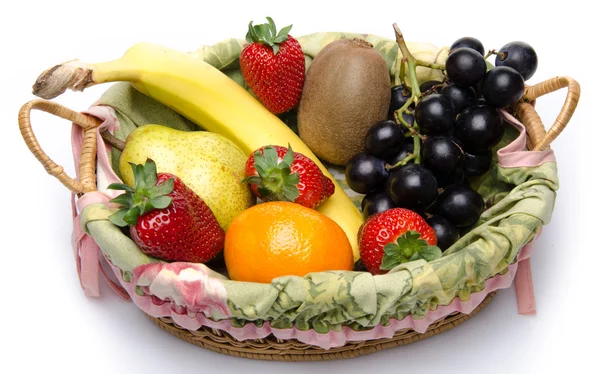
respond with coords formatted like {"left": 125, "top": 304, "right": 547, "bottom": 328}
{"left": 345, "top": 37, "right": 538, "bottom": 251}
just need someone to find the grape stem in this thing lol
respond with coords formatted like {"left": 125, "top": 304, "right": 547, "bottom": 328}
{"left": 484, "top": 49, "right": 506, "bottom": 60}
{"left": 393, "top": 24, "right": 422, "bottom": 100}
{"left": 415, "top": 60, "right": 446, "bottom": 71}
{"left": 385, "top": 153, "right": 416, "bottom": 171}
{"left": 393, "top": 23, "right": 427, "bottom": 164}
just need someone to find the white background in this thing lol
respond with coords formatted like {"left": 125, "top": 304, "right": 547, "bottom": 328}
{"left": 1, "top": 1, "right": 598, "bottom": 373}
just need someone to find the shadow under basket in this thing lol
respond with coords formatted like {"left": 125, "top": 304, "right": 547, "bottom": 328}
{"left": 18, "top": 74, "right": 580, "bottom": 361}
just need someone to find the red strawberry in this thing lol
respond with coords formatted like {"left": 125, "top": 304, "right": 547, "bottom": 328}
{"left": 107, "top": 159, "right": 225, "bottom": 263}
{"left": 243, "top": 144, "right": 335, "bottom": 209}
{"left": 239, "top": 17, "right": 305, "bottom": 114}
{"left": 358, "top": 208, "right": 441, "bottom": 275}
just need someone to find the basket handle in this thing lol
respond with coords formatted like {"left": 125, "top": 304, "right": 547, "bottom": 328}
{"left": 515, "top": 76, "right": 580, "bottom": 151}
{"left": 18, "top": 99, "right": 101, "bottom": 195}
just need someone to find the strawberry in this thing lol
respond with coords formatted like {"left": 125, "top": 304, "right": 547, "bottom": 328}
{"left": 243, "top": 144, "right": 335, "bottom": 209}
{"left": 358, "top": 208, "right": 441, "bottom": 275}
{"left": 106, "top": 159, "right": 225, "bottom": 263}
{"left": 239, "top": 17, "right": 305, "bottom": 114}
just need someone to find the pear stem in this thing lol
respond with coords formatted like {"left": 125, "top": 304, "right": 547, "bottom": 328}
{"left": 101, "top": 130, "right": 126, "bottom": 151}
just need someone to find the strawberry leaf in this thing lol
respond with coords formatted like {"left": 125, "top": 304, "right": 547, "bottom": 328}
{"left": 281, "top": 184, "right": 299, "bottom": 202}
{"left": 106, "top": 183, "right": 134, "bottom": 193}
{"left": 109, "top": 193, "right": 133, "bottom": 208}
{"left": 123, "top": 206, "right": 141, "bottom": 226}
{"left": 150, "top": 196, "right": 172, "bottom": 210}
{"left": 282, "top": 144, "right": 295, "bottom": 167}
{"left": 245, "top": 17, "right": 291, "bottom": 55}
{"left": 266, "top": 17, "right": 277, "bottom": 36}
{"left": 144, "top": 159, "right": 158, "bottom": 188}
{"left": 108, "top": 209, "right": 128, "bottom": 227}
{"left": 150, "top": 178, "right": 174, "bottom": 197}
{"left": 106, "top": 160, "right": 175, "bottom": 228}
{"left": 246, "top": 145, "right": 300, "bottom": 203}
{"left": 241, "top": 176, "right": 262, "bottom": 185}
{"left": 379, "top": 230, "right": 442, "bottom": 271}
{"left": 276, "top": 24, "right": 293, "bottom": 40}
{"left": 420, "top": 245, "right": 443, "bottom": 262}
{"left": 130, "top": 163, "right": 142, "bottom": 190}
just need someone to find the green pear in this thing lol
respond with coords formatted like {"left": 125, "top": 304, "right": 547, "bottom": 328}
{"left": 118, "top": 125, "right": 256, "bottom": 230}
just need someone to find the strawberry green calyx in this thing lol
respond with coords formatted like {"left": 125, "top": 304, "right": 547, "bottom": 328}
{"left": 243, "top": 145, "right": 300, "bottom": 202}
{"left": 106, "top": 159, "right": 174, "bottom": 227}
{"left": 380, "top": 231, "right": 442, "bottom": 271}
{"left": 245, "top": 16, "right": 293, "bottom": 55}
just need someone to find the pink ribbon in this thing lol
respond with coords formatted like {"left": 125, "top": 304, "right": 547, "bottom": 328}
{"left": 513, "top": 228, "right": 543, "bottom": 315}
{"left": 70, "top": 106, "right": 130, "bottom": 300}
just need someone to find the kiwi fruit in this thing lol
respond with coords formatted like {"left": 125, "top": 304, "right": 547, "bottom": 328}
{"left": 297, "top": 38, "right": 391, "bottom": 166}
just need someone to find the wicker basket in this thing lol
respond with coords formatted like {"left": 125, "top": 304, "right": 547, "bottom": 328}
{"left": 18, "top": 68, "right": 579, "bottom": 361}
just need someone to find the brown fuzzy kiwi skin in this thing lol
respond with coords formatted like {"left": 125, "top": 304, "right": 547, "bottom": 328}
{"left": 297, "top": 38, "right": 391, "bottom": 166}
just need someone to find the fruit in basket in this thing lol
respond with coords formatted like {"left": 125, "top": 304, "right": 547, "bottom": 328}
{"left": 481, "top": 66, "right": 525, "bottom": 108}
{"left": 106, "top": 159, "right": 225, "bottom": 263}
{"left": 239, "top": 17, "right": 305, "bottom": 114}
{"left": 365, "top": 120, "right": 406, "bottom": 159}
{"left": 361, "top": 191, "right": 396, "bottom": 218}
{"left": 454, "top": 105, "right": 505, "bottom": 152}
{"left": 421, "top": 136, "right": 465, "bottom": 179}
{"left": 118, "top": 125, "right": 255, "bottom": 230}
{"left": 432, "top": 184, "right": 484, "bottom": 228}
{"left": 243, "top": 144, "right": 334, "bottom": 209}
{"left": 450, "top": 36, "right": 485, "bottom": 56}
{"left": 30, "top": 41, "right": 364, "bottom": 261}
{"left": 441, "top": 83, "right": 478, "bottom": 113}
{"left": 463, "top": 150, "right": 493, "bottom": 177}
{"left": 297, "top": 38, "right": 391, "bottom": 166}
{"left": 345, "top": 153, "right": 388, "bottom": 194}
{"left": 388, "top": 164, "right": 438, "bottom": 213}
{"left": 445, "top": 48, "right": 487, "bottom": 87}
{"left": 224, "top": 201, "right": 354, "bottom": 283}
{"left": 414, "top": 94, "right": 455, "bottom": 135}
{"left": 358, "top": 208, "right": 440, "bottom": 275}
{"left": 495, "top": 41, "right": 538, "bottom": 81}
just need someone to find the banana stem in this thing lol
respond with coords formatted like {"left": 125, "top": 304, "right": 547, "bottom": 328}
{"left": 32, "top": 57, "right": 136, "bottom": 99}
{"left": 32, "top": 60, "right": 94, "bottom": 99}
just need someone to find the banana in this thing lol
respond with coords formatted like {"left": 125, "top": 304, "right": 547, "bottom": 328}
{"left": 32, "top": 42, "right": 365, "bottom": 261}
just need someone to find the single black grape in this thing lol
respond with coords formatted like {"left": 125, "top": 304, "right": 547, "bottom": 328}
{"left": 481, "top": 66, "right": 524, "bottom": 108}
{"left": 441, "top": 83, "right": 478, "bottom": 113}
{"left": 388, "top": 163, "right": 438, "bottom": 213}
{"left": 455, "top": 105, "right": 504, "bottom": 152}
{"left": 434, "top": 185, "right": 484, "bottom": 227}
{"left": 446, "top": 48, "right": 487, "bottom": 87}
{"left": 421, "top": 136, "right": 465, "bottom": 177}
{"left": 450, "top": 37, "right": 485, "bottom": 56}
{"left": 415, "top": 94, "right": 456, "bottom": 135}
{"left": 345, "top": 153, "right": 388, "bottom": 194}
{"left": 365, "top": 120, "right": 405, "bottom": 159}
{"left": 425, "top": 215, "right": 460, "bottom": 251}
{"left": 389, "top": 84, "right": 412, "bottom": 116}
{"left": 495, "top": 41, "right": 538, "bottom": 81}
{"left": 464, "top": 150, "right": 493, "bottom": 177}
{"left": 361, "top": 191, "right": 397, "bottom": 218}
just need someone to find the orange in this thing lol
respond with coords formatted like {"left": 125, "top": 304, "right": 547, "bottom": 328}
{"left": 224, "top": 201, "right": 354, "bottom": 283}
